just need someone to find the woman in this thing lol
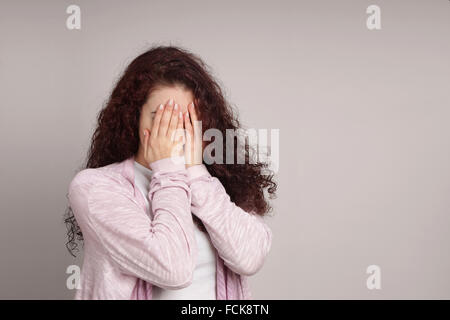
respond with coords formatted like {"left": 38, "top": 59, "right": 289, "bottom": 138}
{"left": 65, "top": 45, "right": 277, "bottom": 300}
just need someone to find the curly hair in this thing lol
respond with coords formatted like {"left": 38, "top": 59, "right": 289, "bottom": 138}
{"left": 64, "top": 45, "right": 277, "bottom": 257}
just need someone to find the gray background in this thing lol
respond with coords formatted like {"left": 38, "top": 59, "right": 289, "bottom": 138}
{"left": 1, "top": 0, "right": 449, "bottom": 299}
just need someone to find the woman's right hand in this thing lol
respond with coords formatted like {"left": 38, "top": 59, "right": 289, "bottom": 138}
{"left": 143, "top": 98, "right": 185, "bottom": 166}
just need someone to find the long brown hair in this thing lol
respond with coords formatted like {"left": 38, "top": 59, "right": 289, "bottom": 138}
{"left": 64, "top": 45, "right": 277, "bottom": 257}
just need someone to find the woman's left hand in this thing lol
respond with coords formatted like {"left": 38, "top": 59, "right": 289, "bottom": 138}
{"left": 183, "top": 102, "right": 203, "bottom": 168}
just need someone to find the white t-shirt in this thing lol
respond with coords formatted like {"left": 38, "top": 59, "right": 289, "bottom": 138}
{"left": 133, "top": 161, "right": 217, "bottom": 300}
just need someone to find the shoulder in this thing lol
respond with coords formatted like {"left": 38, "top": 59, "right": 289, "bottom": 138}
{"left": 67, "top": 161, "right": 139, "bottom": 227}
{"left": 68, "top": 165, "right": 131, "bottom": 196}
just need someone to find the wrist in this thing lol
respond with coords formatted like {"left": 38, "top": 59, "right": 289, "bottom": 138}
{"left": 185, "top": 162, "right": 202, "bottom": 168}
{"left": 186, "top": 164, "right": 210, "bottom": 181}
{"left": 150, "top": 156, "right": 186, "bottom": 173}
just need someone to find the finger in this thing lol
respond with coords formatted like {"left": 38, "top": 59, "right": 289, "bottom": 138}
{"left": 150, "top": 103, "right": 164, "bottom": 140}
{"left": 159, "top": 98, "right": 174, "bottom": 137}
{"left": 184, "top": 111, "right": 193, "bottom": 139}
{"left": 176, "top": 111, "right": 185, "bottom": 144}
{"left": 188, "top": 101, "right": 200, "bottom": 142}
{"left": 143, "top": 129, "right": 148, "bottom": 156}
{"left": 144, "top": 128, "right": 155, "bottom": 165}
{"left": 187, "top": 104, "right": 202, "bottom": 165}
{"left": 167, "top": 103, "right": 180, "bottom": 140}
{"left": 172, "top": 111, "right": 185, "bottom": 146}
{"left": 184, "top": 112, "right": 193, "bottom": 164}
{"left": 177, "top": 110, "right": 184, "bottom": 130}
{"left": 188, "top": 101, "right": 199, "bottom": 123}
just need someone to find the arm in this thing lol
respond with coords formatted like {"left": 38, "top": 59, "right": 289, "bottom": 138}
{"left": 186, "top": 164, "right": 272, "bottom": 276}
{"left": 68, "top": 156, "right": 197, "bottom": 289}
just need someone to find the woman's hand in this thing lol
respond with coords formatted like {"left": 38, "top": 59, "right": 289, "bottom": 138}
{"left": 143, "top": 98, "right": 185, "bottom": 166}
{"left": 184, "top": 102, "right": 203, "bottom": 168}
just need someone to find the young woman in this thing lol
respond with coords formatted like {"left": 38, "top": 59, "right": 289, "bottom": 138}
{"left": 65, "top": 45, "right": 277, "bottom": 300}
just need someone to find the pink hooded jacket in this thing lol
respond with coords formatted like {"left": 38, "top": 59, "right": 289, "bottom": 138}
{"left": 67, "top": 154, "right": 272, "bottom": 299}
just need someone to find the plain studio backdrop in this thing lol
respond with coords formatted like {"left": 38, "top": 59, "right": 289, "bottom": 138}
{"left": 0, "top": 0, "right": 449, "bottom": 299}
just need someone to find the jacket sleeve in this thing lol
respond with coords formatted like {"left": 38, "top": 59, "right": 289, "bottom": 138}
{"left": 68, "top": 156, "right": 197, "bottom": 289}
{"left": 186, "top": 164, "right": 272, "bottom": 276}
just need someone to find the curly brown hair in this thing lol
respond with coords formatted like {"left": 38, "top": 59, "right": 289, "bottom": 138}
{"left": 64, "top": 45, "right": 277, "bottom": 257}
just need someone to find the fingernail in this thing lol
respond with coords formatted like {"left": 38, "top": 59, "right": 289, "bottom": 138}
{"left": 174, "top": 103, "right": 178, "bottom": 110}
{"left": 168, "top": 98, "right": 173, "bottom": 106}
{"left": 159, "top": 104, "right": 164, "bottom": 110}
{"left": 179, "top": 111, "right": 182, "bottom": 118}
{"left": 191, "top": 102, "right": 195, "bottom": 108}
{"left": 143, "top": 130, "right": 147, "bottom": 136}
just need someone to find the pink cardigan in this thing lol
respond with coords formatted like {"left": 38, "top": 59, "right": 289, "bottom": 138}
{"left": 67, "top": 154, "right": 272, "bottom": 299}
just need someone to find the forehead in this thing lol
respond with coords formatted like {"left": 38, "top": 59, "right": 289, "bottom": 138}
{"left": 145, "top": 85, "right": 194, "bottom": 112}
